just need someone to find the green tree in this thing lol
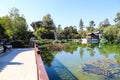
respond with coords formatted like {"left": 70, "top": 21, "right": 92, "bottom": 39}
{"left": 87, "top": 20, "right": 95, "bottom": 32}
{"left": 63, "top": 26, "right": 78, "bottom": 39}
{"left": 103, "top": 25, "right": 118, "bottom": 41}
{"left": 31, "top": 14, "right": 56, "bottom": 39}
{"left": 57, "top": 24, "right": 63, "bottom": 33}
{"left": 0, "top": 7, "right": 28, "bottom": 40}
{"left": 33, "top": 27, "right": 47, "bottom": 39}
{"left": 99, "top": 18, "right": 110, "bottom": 28}
{"left": 0, "top": 23, "right": 6, "bottom": 39}
{"left": 114, "top": 12, "right": 120, "bottom": 24}
{"left": 42, "top": 14, "right": 55, "bottom": 30}
{"left": 9, "top": 7, "right": 28, "bottom": 40}
{"left": 56, "top": 24, "right": 63, "bottom": 39}
{"left": 31, "top": 21, "right": 43, "bottom": 30}
{"left": 103, "top": 18, "right": 110, "bottom": 27}
{"left": 79, "top": 19, "right": 84, "bottom": 31}
{"left": 80, "top": 48, "right": 84, "bottom": 58}
{"left": 0, "top": 15, "right": 13, "bottom": 39}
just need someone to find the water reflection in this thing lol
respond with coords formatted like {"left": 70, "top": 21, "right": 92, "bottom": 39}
{"left": 40, "top": 43, "right": 120, "bottom": 66}
{"left": 45, "top": 58, "right": 78, "bottom": 80}
{"left": 40, "top": 43, "right": 120, "bottom": 80}
{"left": 79, "top": 48, "right": 83, "bottom": 58}
{"left": 40, "top": 47, "right": 54, "bottom": 66}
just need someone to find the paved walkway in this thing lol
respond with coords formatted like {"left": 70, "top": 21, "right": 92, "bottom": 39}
{"left": 0, "top": 48, "right": 37, "bottom": 80}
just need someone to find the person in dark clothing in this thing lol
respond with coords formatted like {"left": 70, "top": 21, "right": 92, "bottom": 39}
{"left": 2, "top": 40, "right": 7, "bottom": 53}
{"left": 3, "top": 45, "right": 7, "bottom": 52}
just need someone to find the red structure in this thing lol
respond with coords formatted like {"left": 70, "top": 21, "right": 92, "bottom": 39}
{"left": 34, "top": 44, "right": 49, "bottom": 80}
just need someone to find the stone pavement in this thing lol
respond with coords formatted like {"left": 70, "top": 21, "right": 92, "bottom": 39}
{"left": 0, "top": 48, "right": 37, "bottom": 80}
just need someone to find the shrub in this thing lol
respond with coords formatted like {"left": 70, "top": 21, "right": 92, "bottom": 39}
{"left": 10, "top": 40, "right": 24, "bottom": 48}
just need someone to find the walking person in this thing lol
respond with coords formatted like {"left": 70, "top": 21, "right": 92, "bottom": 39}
{"left": 30, "top": 36, "right": 34, "bottom": 47}
{"left": 2, "top": 39, "right": 7, "bottom": 53}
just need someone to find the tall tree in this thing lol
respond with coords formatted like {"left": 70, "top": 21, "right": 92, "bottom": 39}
{"left": 31, "top": 21, "right": 43, "bottom": 30}
{"left": 0, "top": 23, "right": 6, "bottom": 39}
{"left": 63, "top": 26, "right": 78, "bottom": 39}
{"left": 87, "top": 20, "right": 95, "bottom": 32}
{"left": 9, "top": 7, "right": 19, "bottom": 19}
{"left": 56, "top": 24, "right": 63, "bottom": 39}
{"left": 33, "top": 27, "right": 47, "bottom": 39}
{"left": 42, "top": 14, "right": 55, "bottom": 30}
{"left": 79, "top": 19, "right": 84, "bottom": 31}
{"left": 98, "top": 21, "right": 103, "bottom": 28}
{"left": 9, "top": 7, "right": 28, "bottom": 40}
{"left": 31, "top": 14, "right": 56, "bottom": 39}
{"left": 89, "top": 20, "right": 95, "bottom": 28}
{"left": 102, "top": 18, "right": 110, "bottom": 27}
{"left": 98, "top": 18, "right": 110, "bottom": 28}
{"left": 114, "top": 12, "right": 120, "bottom": 24}
{"left": 57, "top": 24, "right": 63, "bottom": 33}
{"left": 0, "top": 15, "right": 13, "bottom": 39}
{"left": 0, "top": 7, "right": 28, "bottom": 40}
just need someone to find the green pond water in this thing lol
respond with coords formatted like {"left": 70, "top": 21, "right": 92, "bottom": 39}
{"left": 40, "top": 43, "right": 120, "bottom": 80}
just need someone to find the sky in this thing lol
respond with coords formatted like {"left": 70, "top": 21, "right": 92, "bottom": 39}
{"left": 0, "top": 0, "right": 120, "bottom": 31}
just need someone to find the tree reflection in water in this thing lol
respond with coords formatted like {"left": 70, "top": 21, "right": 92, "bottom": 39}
{"left": 40, "top": 46, "right": 54, "bottom": 66}
{"left": 40, "top": 42, "right": 120, "bottom": 66}
{"left": 38, "top": 42, "right": 120, "bottom": 80}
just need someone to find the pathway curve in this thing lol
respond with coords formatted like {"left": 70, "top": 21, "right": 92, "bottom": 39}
{"left": 0, "top": 48, "right": 37, "bottom": 80}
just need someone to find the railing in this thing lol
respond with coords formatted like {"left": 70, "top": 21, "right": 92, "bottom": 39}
{"left": 34, "top": 44, "right": 49, "bottom": 80}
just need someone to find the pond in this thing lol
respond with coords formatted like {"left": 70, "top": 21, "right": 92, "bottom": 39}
{"left": 40, "top": 43, "right": 120, "bottom": 80}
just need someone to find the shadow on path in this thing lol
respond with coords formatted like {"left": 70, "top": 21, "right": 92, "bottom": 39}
{"left": 0, "top": 48, "right": 33, "bottom": 72}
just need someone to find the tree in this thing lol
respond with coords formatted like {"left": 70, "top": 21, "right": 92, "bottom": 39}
{"left": 56, "top": 24, "right": 63, "bottom": 39}
{"left": 63, "top": 26, "right": 78, "bottom": 39}
{"left": 0, "top": 15, "right": 13, "bottom": 39}
{"left": 0, "top": 23, "right": 6, "bottom": 39}
{"left": 0, "top": 7, "right": 28, "bottom": 40}
{"left": 103, "top": 18, "right": 110, "bottom": 27}
{"left": 31, "top": 14, "right": 56, "bottom": 39}
{"left": 99, "top": 18, "right": 110, "bottom": 28}
{"left": 33, "top": 27, "right": 47, "bottom": 39}
{"left": 79, "top": 19, "right": 84, "bottom": 31}
{"left": 98, "top": 21, "right": 103, "bottom": 28}
{"left": 114, "top": 12, "right": 120, "bottom": 24}
{"left": 57, "top": 24, "right": 63, "bottom": 33}
{"left": 103, "top": 25, "right": 118, "bottom": 41}
{"left": 9, "top": 7, "right": 19, "bottom": 19}
{"left": 9, "top": 7, "right": 28, "bottom": 40}
{"left": 87, "top": 20, "right": 95, "bottom": 32}
{"left": 89, "top": 20, "right": 95, "bottom": 28}
{"left": 31, "top": 21, "right": 43, "bottom": 30}
{"left": 42, "top": 14, "right": 55, "bottom": 30}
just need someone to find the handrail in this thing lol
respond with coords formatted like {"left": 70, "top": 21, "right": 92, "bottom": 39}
{"left": 34, "top": 44, "right": 49, "bottom": 80}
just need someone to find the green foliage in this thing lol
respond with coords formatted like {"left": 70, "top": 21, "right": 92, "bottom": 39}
{"left": 87, "top": 20, "right": 95, "bottom": 32}
{"left": 42, "top": 14, "right": 55, "bottom": 30}
{"left": 103, "top": 25, "right": 120, "bottom": 41}
{"left": 11, "top": 40, "right": 25, "bottom": 48}
{"left": 0, "top": 24, "right": 6, "bottom": 38}
{"left": 79, "top": 19, "right": 84, "bottom": 31}
{"left": 31, "top": 14, "right": 55, "bottom": 30}
{"left": 98, "top": 18, "right": 110, "bottom": 28}
{"left": 56, "top": 24, "right": 64, "bottom": 39}
{"left": 62, "top": 26, "right": 78, "bottom": 39}
{"left": 31, "top": 14, "right": 55, "bottom": 39}
{"left": 64, "top": 42, "right": 80, "bottom": 54}
{"left": 0, "top": 7, "right": 28, "bottom": 40}
{"left": 35, "top": 39, "right": 53, "bottom": 45}
{"left": 114, "top": 12, "right": 120, "bottom": 24}
{"left": 0, "top": 15, "right": 13, "bottom": 39}
{"left": 33, "top": 27, "right": 47, "bottom": 39}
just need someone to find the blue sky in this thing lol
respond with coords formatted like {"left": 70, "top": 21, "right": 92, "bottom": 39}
{"left": 0, "top": 0, "right": 120, "bottom": 30}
